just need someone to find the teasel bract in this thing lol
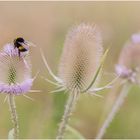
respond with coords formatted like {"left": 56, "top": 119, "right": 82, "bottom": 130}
{"left": 41, "top": 23, "right": 110, "bottom": 139}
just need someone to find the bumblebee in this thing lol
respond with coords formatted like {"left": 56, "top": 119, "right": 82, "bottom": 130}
{"left": 14, "top": 37, "right": 29, "bottom": 57}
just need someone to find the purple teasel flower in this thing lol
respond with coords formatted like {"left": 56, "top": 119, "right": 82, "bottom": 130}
{"left": 116, "top": 32, "right": 140, "bottom": 84}
{"left": 0, "top": 43, "right": 38, "bottom": 96}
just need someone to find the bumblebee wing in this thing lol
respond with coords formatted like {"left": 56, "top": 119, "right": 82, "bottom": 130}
{"left": 18, "top": 42, "right": 29, "bottom": 50}
{"left": 24, "top": 41, "right": 36, "bottom": 47}
{"left": 19, "top": 41, "right": 36, "bottom": 48}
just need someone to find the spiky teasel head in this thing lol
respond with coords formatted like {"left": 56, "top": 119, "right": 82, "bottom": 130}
{"left": 41, "top": 23, "right": 111, "bottom": 96}
{"left": 58, "top": 23, "right": 103, "bottom": 93}
{"left": 0, "top": 43, "right": 34, "bottom": 95}
{"left": 116, "top": 33, "right": 140, "bottom": 84}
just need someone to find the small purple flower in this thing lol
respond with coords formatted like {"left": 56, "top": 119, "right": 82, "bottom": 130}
{"left": 131, "top": 33, "right": 140, "bottom": 44}
{"left": 0, "top": 43, "right": 33, "bottom": 95}
{"left": 115, "top": 65, "right": 132, "bottom": 78}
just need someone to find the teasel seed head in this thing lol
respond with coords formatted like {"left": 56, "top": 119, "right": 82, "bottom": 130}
{"left": 58, "top": 23, "right": 103, "bottom": 93}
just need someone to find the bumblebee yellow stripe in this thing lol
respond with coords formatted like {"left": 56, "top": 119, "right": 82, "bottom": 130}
{"left": 19, "top": 46, "right": 24, "bottom": 50}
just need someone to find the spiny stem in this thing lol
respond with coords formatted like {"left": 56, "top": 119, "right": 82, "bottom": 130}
{"left": 56, "top": 92, "right": 79, "bottom": 139}
{"left": 8, "top": 94, "right": 19, "bottom": 139}
{"left": 96, "top": 83, "right": 132, "bottom": 139}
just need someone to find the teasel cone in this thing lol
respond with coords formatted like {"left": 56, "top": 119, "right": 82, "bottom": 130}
{"left": 56, "top": 23, "right": 103, "bottom": 139}
{"left": 58, "top": 23, "right": 103, "bottom": 93}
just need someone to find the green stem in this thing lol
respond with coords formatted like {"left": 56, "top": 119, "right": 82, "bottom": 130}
{"left": 8, "top": 94, "right": 19, "bottom": 139}
{"left": 96, "top": 83, "right": 132, "bottom": 139}
{"left": 56, "top": 92, "right": 79, "bottom": 139}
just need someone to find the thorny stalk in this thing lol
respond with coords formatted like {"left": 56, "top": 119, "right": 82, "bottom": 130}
{"left": 96, "top": 83, "right": 131, "bottom": 139}
{"left": 8, "top": 94, "right": 19, "bottom": 139}
{"left": 56, "top": 92, "right": 79, "bottom": 139}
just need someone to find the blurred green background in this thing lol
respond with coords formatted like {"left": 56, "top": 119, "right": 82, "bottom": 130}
{"left": 0, "top": 1, "right": 140, "bottom": 139}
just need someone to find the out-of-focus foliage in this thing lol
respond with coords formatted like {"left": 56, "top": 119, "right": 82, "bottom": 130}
{"left": 0, "top": 1, "right": 140, "bottom": 139}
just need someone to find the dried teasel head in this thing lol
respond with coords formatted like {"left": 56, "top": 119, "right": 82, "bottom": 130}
{"left": 41, "top": 23, "right": 111, "bottom": 96}
{"left": 58, "top": 23, "right": 103, "bottom": 93}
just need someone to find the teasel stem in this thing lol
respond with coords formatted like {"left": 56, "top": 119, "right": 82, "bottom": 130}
{"left": 96, "top": 82, "right": 132, "bottom": 139}
{"left": 56, "top": 91, "right": 80, "bottom": 139}
{"left": 8, "top": 94, "right": 19, "bottom": 139}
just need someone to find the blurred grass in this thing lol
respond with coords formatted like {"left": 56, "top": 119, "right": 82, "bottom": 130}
{"left": 0, "top": 1, "right": 140, "bottom": 139}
